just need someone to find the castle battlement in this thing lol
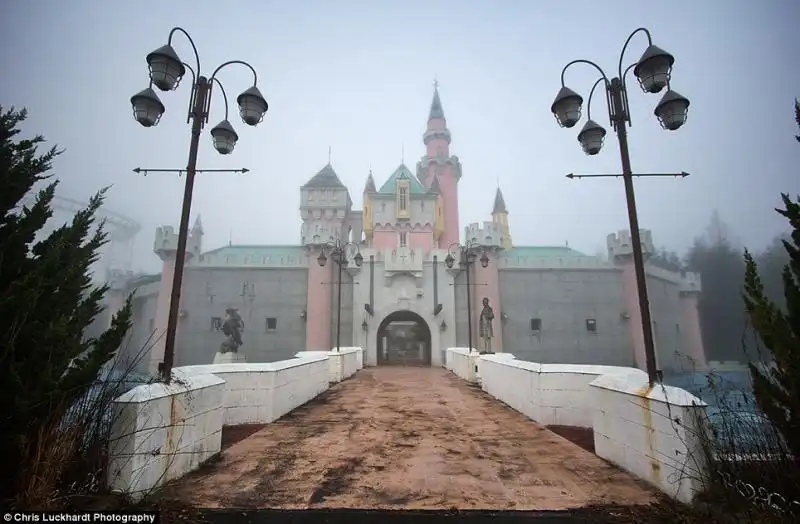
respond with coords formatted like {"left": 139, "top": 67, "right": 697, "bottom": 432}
{"left": 606, "top": 230, "right": 654, "bottom": 260}
{"left": 679, "top": 271, "right": 702, "bottom": 295}
{"left": 464, "top": 222, "right": 503, "bottom": 249}
{"left": 153, "top": 226, "right": 201, "bottom": 261}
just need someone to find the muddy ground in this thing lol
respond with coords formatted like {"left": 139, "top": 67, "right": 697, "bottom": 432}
{"left": 158, "top": 367, "right": 656, "bottom": 511}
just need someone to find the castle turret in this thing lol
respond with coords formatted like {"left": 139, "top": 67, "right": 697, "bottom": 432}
{"left": 416, "top": 82, "right": 462, "bottom": 248}
{"left": 607, "top": 230, "right": 655, "bottom": 371}
{"left": 300, "top": 163, "right": 351, "bottom": 349}
{"left": 679, "top": 271, "right": 708, "bottom": 370}
{"left": 429, "top": 175, "right": 445, "bottom": 242}
{"left": 465, "top": 222, "right": 504, "bottom": 352}
{"left": 148, "top": 222, "right": 202, "bottom": 374}
{"left": 362, "top": 171, "right": 376, "bottom": 244}
{"left": 491, "top": 187, "right": 512, "bottom": 250}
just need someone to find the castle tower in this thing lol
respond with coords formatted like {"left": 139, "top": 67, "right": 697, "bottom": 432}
{"left": 465, "top": 221, "right": 505, "bottom": 352}
{"left": 607, "top": 230, "right": 655, "bottom": 371}
{"left": 416, "top": 82, "right": 462, "bottom": 248}
{"left": 149, "top": 220, "right": 202, "bottom": 374}
{"left": 491, "top": 187, "right": 512, "bottom": 250}
{"left": 300, "top": 163, "right": 352, "bottom": 349}
{"left": 362, "top": 170, "right": 376, "bottom": 245}
{"left": 679, "top": 272, "right": 708, "bottom": 370}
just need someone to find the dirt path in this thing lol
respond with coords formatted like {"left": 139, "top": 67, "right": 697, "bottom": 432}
{"left": 159, "top": 367, "right": 656, "bottom": 510}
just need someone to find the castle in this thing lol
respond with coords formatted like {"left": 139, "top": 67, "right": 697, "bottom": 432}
{"left": 108, "top": 85, "right": 708, "bottom": 374}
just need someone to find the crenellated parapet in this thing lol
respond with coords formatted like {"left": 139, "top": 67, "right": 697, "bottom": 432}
{"left": 679, "top": 271, "right": 702, "bottom": 296}
{"left": 464, "top": 221, "right": 504, "bottom": 250}
{"left": 416, "top": 155, "right": 462, "bottom": 181}
{"left": 107, "top": 268, "right": 135, "bottom": 292}
{"left": 300, "top": 221, "right": 343, "bottom": 246}
{"left": 153, "top": 225, "right": 201, "bottom": 261}
{"left": 606, "top": 230, "right": 654, "bottom": 263}
{"left": 153, "top": 226, "right": 178, "bottom": 260}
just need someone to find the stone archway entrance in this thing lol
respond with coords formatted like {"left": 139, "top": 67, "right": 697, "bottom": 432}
{"left": 376, "top": 311, "right": 432, "bottom": 366}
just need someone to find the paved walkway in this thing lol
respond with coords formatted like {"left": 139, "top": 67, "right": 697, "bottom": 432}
{"left": 160, "top": 368, "right": 656, "bottom": 510}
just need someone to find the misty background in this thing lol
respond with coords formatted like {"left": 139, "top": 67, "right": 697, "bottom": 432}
{"left": 1, "top": 0, "right": 799, "bottom": 363}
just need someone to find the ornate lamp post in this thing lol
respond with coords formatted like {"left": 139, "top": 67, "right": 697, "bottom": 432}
{"left": 317, "top": 240, "right": 363, "bottom": 351}
{"left": 550, "top": 27, "right": 690, "bottom": 384}
{"left": 445, "top": 241, "right": 490, "bottom": 352}
{"left": 129, "top": 27, "right": 269, "bottom": 383}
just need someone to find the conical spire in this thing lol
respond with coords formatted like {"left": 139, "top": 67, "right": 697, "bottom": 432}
{"left": 492, "top": 187, "right": 507, "bottom": 214}
{"left": 364, "top": 170, "right": 376, "bottom": 193}
{"left": 428, "top": 81, "right": 444, "bottom": 121}
{"left": 192, "top": 214, "right": 204, "bottom": 234}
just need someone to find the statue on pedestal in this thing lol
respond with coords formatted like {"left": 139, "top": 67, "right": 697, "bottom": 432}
{"left": 479, "top": 297, "right": 495, "bottom": 354}
{"left": 219, "top": 307, "right": 244, "bottom": 353}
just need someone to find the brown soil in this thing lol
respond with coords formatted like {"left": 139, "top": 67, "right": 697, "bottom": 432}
{"left": 547, "top": 426, "right": 595, "bottom": 454}
{"left": 158, "top": 367, "right": 657, "bottom": 511}
{"left": 221, "top": 424, "right": 266, "bottom": 450}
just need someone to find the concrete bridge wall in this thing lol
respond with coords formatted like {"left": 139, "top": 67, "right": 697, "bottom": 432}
{"left": 445, "top": 348, "right": 708, "bottom": 504}
{"left": 106, "top": 348, "right": 363, "bottom": 500}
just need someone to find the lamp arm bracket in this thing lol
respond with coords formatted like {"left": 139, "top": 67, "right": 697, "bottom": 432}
{"left": 210, "top": 60, "right": 259, "bottom": 87}
{"left": 167, "top": 27, "right": 201, "bottom": 81}
{"left": 617, "top": 27, "right": 653, "bottom": 80}
{"left": 560, "top": 59, "right": 609, "bottom": 89}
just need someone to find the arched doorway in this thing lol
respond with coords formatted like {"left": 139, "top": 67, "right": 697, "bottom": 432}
{"left": 376, "top": 310, "right": 432, "bottom": 366}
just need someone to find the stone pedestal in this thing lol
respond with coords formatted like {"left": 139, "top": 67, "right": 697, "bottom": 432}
{"left": 213, "top": 352, "right": 247, "bottom": 364}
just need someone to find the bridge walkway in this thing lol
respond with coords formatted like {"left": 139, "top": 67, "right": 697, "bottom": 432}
{"left": 158, "top": 367, "right": 656, "bottom": 511}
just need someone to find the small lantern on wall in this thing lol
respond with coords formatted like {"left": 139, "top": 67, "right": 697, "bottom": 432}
{"left": 300, "top": 309, "right": 307, "bottom": 321}
{"left": 440, "top": 319, "right": 447, "bottom": 332}
{"left": 362, "top": 319, "right": 368, "bottom": 331}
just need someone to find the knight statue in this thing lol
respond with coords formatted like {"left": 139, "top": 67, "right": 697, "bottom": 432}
{"left": 219, "top": 307, "right": 244, "bottom": 353}
{"left": 479, "top": 297, "right": 495, "bottom": 354}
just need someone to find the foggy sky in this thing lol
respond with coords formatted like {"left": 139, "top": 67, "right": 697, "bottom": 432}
{"left": 1, "top": 0, "right": 798, "bottom": 274}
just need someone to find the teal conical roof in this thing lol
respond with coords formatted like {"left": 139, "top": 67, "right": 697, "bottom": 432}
{"left": 378, "top": 164, "right": 427, "bottom": 195}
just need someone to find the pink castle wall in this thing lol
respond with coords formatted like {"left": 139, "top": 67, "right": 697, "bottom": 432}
{"left": 408, "top": 230, "right": 434, "bottom": 250}
{"left": 680, "top": 293, "right": 708, "bottom": 370}
{"left": 306, "top": 248, "right": 333, "bottom": 350}
{"left": 473, "top": 251, "right": 503, "bottom": 351}
{"left": 373, "top": 230, "right": 398, "bottom": 249}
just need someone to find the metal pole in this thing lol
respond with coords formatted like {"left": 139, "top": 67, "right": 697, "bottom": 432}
{"left": 336, "top": 246, "right": 343, "bottom": 352}
{"left": 161, "top": 76, "right": 210, "bottom": 383}
{"left": 465, "top": 252, "right": 474, "bottom": 352}
{"left": 609, "top": 76, "right": 659, "bottom": 384}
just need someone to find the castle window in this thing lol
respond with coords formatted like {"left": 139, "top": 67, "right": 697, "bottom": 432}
{"left": 399, "top": 232, "right": 408, "bottom": 247}
{"left": 399, "top": 187, "right": 408, "bottom": 212}
{"left": 308, "top": 191, "right": 314, "bottom": 201}
{"left": 585, "top": 318, "right": 597, "bottom": 333}
{"left": 211, "top": 317, "right": 222, "bottom": 332}
{"left": 266, "top": 317, "right": 277, "bottom": 331}
{"left": 530, "top": 318, "right": 541, "bottom": 331}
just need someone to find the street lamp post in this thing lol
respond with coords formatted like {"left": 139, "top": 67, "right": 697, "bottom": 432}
{"left": 129, "top": 27, "right": 269, "bottom": 383}
{"left": 317, "top": 240, "right": 363, "bottom": 351}
{"left": 550, "top": 27, "right": 691, "bottom": 384}
{"left": 445, "top": 241, "right": 490, "bottom": 352}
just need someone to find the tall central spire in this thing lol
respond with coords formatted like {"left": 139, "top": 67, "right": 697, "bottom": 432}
{"left": 429, "top": 81, "right": 445, "bottom": 121}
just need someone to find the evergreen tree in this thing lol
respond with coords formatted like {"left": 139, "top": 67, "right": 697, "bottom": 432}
{"left": 742, "top": 99, "right": 800, "bottom": 458}
{"left": 0, "top": 106, "right": 133, "bottom": 506}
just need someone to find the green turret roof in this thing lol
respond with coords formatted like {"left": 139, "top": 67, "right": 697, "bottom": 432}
{"left": 429, "top": 88, "right": 444, "bottom": 120}
{"left": 302, "top": 163, "right": 346, "bottom": 189}
{"left": 364, "top": 171, "right": 377, "bottom": 193}
{"left": 492, "top": 187, "right": 507, "bottom": 214}
{"left": 378, "top": 164, "right": 428, "bottom": 195}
